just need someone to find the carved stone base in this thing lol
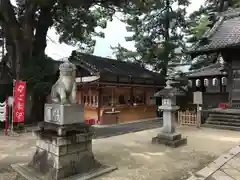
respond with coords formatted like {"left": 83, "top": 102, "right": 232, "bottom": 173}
{"left": 44, "top": 103, "right": 84, "bottom": 125}
{"left": 27, "top": 126, "right": 100, "bottom": 180}
{"left": 152, "top": 132, "right": 187, "bottom": 148}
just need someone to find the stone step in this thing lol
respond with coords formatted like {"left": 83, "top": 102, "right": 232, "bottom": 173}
{"left": 209, "top": 113, "right": 240, "bottom": 119}
{"left": 206, "top": 120, "right": 240, "bottom": 127}
{"left": 207, "top": 117, "right": 240, "bottom": 123}
{"left": 231, "top": 104, "right": 240, "bottom": 108}
{"left": 202, "top": 124, "right": 240, "bottom": 131}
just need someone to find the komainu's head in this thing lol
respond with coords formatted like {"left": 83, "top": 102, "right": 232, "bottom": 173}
{"left": 59, "top": 61, "right": 76, "bottom": 76}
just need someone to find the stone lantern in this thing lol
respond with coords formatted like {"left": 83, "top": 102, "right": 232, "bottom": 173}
{"left": 153, "top": 80, "right": 187, "bottom": 148}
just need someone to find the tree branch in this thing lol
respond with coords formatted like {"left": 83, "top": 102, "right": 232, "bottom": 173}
{"left": 32, "top": 4, "right": 55, "bottom": 57}
{"left": 23, "top": 1, "right": 38, "bottom": 58}
{"left": 0, "top": 0, "right": 21, "bottom": 40}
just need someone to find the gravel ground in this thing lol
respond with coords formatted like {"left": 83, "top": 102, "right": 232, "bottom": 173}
{"left": 0, "top": 126, "right": 239, "bottom": 180}
{"left": 0, "top": 166, "right": 26, "bottom": 180}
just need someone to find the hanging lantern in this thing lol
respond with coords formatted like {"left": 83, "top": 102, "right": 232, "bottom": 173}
{"left": 204, "top": 78, "right": 209, "bottom": 87}
{"left": 221, "top": 77, "right": 227, "bottom": 86}
{"left": 212, "top": 78, "right": 218, "bottom": 86}
{"left": 196, "top": 79, "right": 201, "bottom": 87}
{"left": 188, "top": 80, "right": 192, "bottom": 87}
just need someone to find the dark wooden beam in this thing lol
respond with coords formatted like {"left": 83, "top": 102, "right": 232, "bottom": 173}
{"left": 98, "top": 82, "right": 164, "bottom": 88}
{"left": 130, "top": 87, "right": 134, "bottom": 106}
{"left": 97, "top": 85, "right": 102, "bottom": 123}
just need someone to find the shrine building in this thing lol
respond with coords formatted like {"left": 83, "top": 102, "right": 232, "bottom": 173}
{"left": 68, "top": 51, "right": 165, "bottom": 125}
{"left": 187, "top": 8, "right": 240, "bottom": 130}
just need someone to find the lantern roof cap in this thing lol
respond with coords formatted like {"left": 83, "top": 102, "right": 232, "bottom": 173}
{"left": 155, "top": 79, "right": 186, "bottom": 97}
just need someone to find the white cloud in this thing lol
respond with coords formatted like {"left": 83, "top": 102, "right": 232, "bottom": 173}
{"left": 93, "top": 14, "right": 135, "bottom": 58}
{"left": 45, "top": 28, "right": 76, "bottom": 60}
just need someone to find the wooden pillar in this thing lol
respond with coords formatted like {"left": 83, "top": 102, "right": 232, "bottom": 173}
{"left": 81, "top": 87, "right": 84, "bottom": 104}
{"left": 77, "top": 89, "right": 81, "bottom": 104}
{"left": 89, "top": 88, "right": 92, "bottom": 106}
{"left": 144, "top": 88, "right": 147, "bottom": 104}
{"left": 96, "top": 96, "right": 98, "bottom": 107}
{"left": 228, "top": 62, "right": 233, "bottom": 105}
{"left": 219, "top": 76, "right": 223, "bottom": 92}
{"left": 77, "top": 85, "right": 83, "bottom": 104}
{"left": 111, "top": 87, "right": 114, "bottom": 106}
{"left": 110, "top": 87, "right": 116, "bottom": 109}
{"left": 97, "top": 86, "right": 102, "bottom": 123}
{"left": 130, "top": 87, "right": 134, "bottom": 105}
{"left": 129, "top": 75, "right": 133, "bottom": 105}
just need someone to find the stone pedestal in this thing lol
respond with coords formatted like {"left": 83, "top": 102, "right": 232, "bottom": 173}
{"left": 152, "top": 104, "right": 187, "bottom": 148}
{"left": 12, "top": 62, "right": 117, "bottom": 180}
{"left": 12, "top": 123, "right": 117, "bottom": 180}
{"left": 152, "top": 132, "right": 187, "bottom": 148}
{"left": 28, "top": 124, "right": 100, "bottom": 180}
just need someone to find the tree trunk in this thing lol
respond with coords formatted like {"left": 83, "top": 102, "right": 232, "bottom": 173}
{"left": 30, "top": 93, "right": 46, "bottom": 124}
{"left": 162, "top": 0, "right": 170, "bottom": 77}
{"left": 218, "top": 0, "right": 225, "bottom": 12}
{"left": 0, "top": 1, "right": 55, "bottom": 124}
{"left": 29, "top": 6, "right": 54, "bottom": 124}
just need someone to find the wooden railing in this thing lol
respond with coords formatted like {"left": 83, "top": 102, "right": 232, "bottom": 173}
{"left": 178, "top": 110, "right": 197, "bottom": 126}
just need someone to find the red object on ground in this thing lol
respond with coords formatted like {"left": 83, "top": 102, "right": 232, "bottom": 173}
{"left": 219, "top": 103, "right": 228, "bottom": 109}
{"left": 84, "top": 118, "right": 96, "bottom": 125}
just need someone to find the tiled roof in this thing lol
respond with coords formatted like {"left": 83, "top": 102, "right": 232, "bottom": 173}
{"left": 187, "top": 63, "right": 225, "bottom": 77}
{"left": 189, "top": 8, "right": 240, "bottom": 55}
{"left": 69, "top": 51, "right": 163, "bottom": 79}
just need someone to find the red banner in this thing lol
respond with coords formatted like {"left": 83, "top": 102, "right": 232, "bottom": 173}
{"left": 14, "top": 81, "right": 26, "bottom": 123}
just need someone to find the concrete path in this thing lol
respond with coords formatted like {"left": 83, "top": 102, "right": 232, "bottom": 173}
{"left": 23, "top": 118, "right": 163, "bottom": 139}
{"left": 93, "top": 118, "right": 162, "bottom": 138}
{"left": 187, "top": 145, "right": 240, "bottom": 180}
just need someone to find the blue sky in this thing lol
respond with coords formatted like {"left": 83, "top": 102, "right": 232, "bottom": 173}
{"left": 11, "top": 0, "right": 205, "bottom": 60}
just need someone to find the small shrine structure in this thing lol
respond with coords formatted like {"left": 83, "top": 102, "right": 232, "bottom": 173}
{"left": 187, "top": 60, "right": 229, "bottom": 108}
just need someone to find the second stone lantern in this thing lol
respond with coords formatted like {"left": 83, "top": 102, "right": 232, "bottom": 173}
{"left": 152, "top": 80, "right": 187, "bottom": 148}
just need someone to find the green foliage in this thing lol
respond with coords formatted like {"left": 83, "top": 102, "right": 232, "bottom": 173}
{"left": 0, "top": 0, "right": 147, "bottom": 96}
{"left": 112, "top": 44, "right": 142, "bottom": 64}
{"left": 22, "top": 55, "right": 56, "bottom": 95}
{"left": 112, "top": 0, "right": 190, "bottom": 77}
{"left": 187, "top": 15, "right": 211, "bottom": 43}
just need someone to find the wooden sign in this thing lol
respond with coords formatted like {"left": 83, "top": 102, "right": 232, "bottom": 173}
{"left": 193, "top": 91, "right": 203, "bottom": 105}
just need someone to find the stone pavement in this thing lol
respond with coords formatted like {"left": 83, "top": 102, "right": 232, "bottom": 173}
{"left": 187, "top": 145, "right": 240, "bottom": 180}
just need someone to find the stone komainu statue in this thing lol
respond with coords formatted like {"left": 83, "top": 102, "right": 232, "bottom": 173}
{"left": 51, "top": 61, "right": 77, "bottom": 104}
